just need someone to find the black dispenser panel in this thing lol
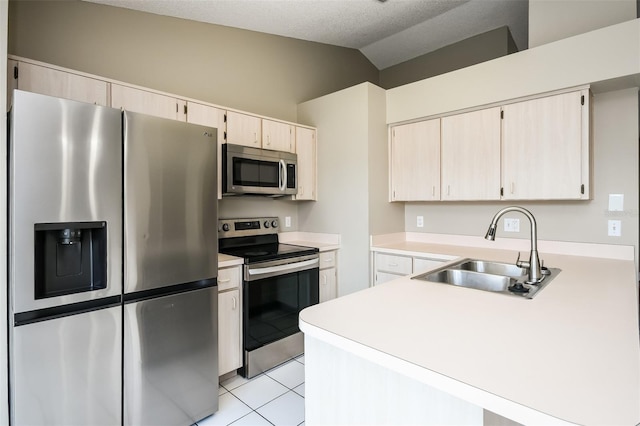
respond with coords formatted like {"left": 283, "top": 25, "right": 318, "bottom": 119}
{"left": 34, "top": 222, "right": 108, "bottom": 299}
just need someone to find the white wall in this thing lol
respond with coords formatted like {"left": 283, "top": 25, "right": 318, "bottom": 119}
{"left": 529, "top": 0, "right": 637, "bottom": 48}
{"left": 1, "top": 0, "right": 8, "bottom": 422}
{"left": 297, "top": 83, "right": 404, "bottom": 296}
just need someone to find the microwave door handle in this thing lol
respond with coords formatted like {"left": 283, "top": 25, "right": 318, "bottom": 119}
{"left": 279, "top": 159, "right": 286, "bottom": 191}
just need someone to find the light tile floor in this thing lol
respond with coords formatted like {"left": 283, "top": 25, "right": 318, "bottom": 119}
{"left": 197, "top": 355, "right": 306, "bottom": 426}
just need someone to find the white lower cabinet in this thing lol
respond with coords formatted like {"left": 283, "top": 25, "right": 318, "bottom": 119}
{"left": 319, "top": 268, "right": 337, "bottom": 303}
{"left": 413, "top": 257, "right": 445, "bottom": 274}
{"left": 319, "top": 250, "right": 338, "bottom": 302}
{"left": 373, "top": 251, "right": 448, "bottom": 285}
{"left": 373, "top": 253, "right": 412, "bottom": 285}
{"left": 218, "top": 265, "right": 242, "bottom": 376}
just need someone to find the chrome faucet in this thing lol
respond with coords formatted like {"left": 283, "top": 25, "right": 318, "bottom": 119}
{"left": 484, "top": 206, "right": 543, "bottom": 283}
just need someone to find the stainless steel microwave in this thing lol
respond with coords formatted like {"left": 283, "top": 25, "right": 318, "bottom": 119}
{"left": 222, "top": 143, "right": 297, "bottom": 196}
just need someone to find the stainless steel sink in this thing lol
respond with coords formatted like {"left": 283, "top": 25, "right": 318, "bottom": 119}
{"left": 412, "top": 258, "right": 560, "bottom": 299}
{"left": 423, "top": 269, "right": 514, "bottom": 292}
{"left": 456, "top": 260, "right": 527, "bottom": 279}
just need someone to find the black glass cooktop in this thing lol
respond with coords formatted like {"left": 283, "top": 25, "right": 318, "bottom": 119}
{"left": 219, "top": 234, "right": 318, "bottom": 264}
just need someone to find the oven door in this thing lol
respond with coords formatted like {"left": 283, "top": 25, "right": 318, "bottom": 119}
{"left": 242, "top": 255, "right": 318, "bottom": 377}
{"left": 223, "top": 143, "right": 297, "bottom": 196}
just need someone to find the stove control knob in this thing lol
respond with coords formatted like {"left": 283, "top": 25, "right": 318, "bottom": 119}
{"left": 263, "top": 221, "right": 270, "bottom": 228}
{"left": 221, "top": 223, "right": 230, "bottom": 232}
{"left": 271, "top": 219, "right": 279, "bottom": 229}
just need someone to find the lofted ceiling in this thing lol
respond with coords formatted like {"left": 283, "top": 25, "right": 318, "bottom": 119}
{"left": 84, "top": 0, "right": 529, "bottom": 70}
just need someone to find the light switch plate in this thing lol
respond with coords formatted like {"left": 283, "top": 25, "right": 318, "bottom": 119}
{"left": 417, "top": 216, "right": 424, "bottom": 228}
{"left": 285, "top": 216, "right": 291, "bottom": 227}
{"left": 608, "top": 194, "right": 624, "bottom": 211}
{"left": 608, "top": 220, "right": 621, "bottom": 237}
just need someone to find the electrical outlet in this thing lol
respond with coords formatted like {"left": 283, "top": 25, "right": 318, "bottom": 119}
{"left": 608, "top": 194, "right": 624, "bottom": 211}
{"left": 417, "top": 216, "right": 424, "bottom": 228}
{"left": 504, "top": 218, "right": 520, "bottom": 232}
{"left": 285, "top": 216, "right": 291, "bottom": 228}
{"left": 608, "top": 220, "right": 621, "bottom": 236}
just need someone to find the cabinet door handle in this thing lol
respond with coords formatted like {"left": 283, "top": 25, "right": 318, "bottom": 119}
{"left": 232, "top": 296, "right": 237, "bottom": 310}
{"left": 447, "top": 185, "right": 451, "bottom": 196}
{"left": 219, "top": 278, "right": 231, "bottom": 283}
{"left": 511, "top": 182, "right": 515, "bottom": 194}
{"left": 323, "top": 275, "right": 327, "bottom": 285}
{"left": 432, "top": 186, "right": 435, "bottom": 197}
{"left": 389, "top": 262, "right": 398, "bottom": 267}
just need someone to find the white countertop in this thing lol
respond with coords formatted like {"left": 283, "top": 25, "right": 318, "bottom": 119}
{"left": 218, "top": 253, "right": 243, "bottom": 268}
{"left": 300, "top": 240, "right": 640, "bottom": 425}
{"left": 278, "top": 231, "right": 341, "bottom": 252}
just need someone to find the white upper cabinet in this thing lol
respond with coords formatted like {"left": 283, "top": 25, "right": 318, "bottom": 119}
{"left": 225, "top": 111, "right": 261, "bottom": 148}
{"left": 390, "top": 119, "right": 441, "bottom": 201}
{"left": 263, "top": 119, "right": 295, "bottom": 153}
{"left": 12, "top": 61, "right": 109, "bottom": 106}
{"left": 186, "top": 102, "right": 227, "bottom": 200}
{"left": 389, "top": 88, "right": 591, "bottom": 202}
{"left": 294, "top": 126, "right": 317, "bottom": 201}
{"left": 111, "top": 84, "right": 186, "bottom": 121}
{"left": 441, "top": 107, "right": 501, "bottom": 201}
{"left": 501, "top": 90, "right": 590, "bottom": 200}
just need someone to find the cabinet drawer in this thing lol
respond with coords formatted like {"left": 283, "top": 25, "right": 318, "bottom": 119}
{"left": 413, "top": 258, "right": 445, "bottom": 274}
{"left": 375, "top": 253, "right": 412, "bottom": 275}
{"left": 218, "top": 266, "right": 241, "bottom": 291}
{"left": 319, "top": 251, "right": 336, "bottom": 269}
{"left": 374, "top": 271, "right": 405, "bottom": 286}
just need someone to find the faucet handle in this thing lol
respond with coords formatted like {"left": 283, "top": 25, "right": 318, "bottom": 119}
{"left": 516, "top": 252, "right": 530, "bottom": 269}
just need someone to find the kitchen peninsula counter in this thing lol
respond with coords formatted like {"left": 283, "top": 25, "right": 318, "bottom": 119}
{"left": 300, "top": 235, "right": 640, "bottom": 425}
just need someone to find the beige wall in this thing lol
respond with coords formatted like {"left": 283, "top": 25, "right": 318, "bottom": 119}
{"left": 366, "top": 84, "right": 405, "bottom": 236}
{"left": 386, "top": 19, "right": 640, "bottom": 124}
{"left": 379, "top": 26, "right": 517, "bottom": 90}
{"left": 8, "top": 0, "right": 379, "bottom": 123}
{"left": 404, "top": 88, "right": 639, "bottom": 268}
{"left": 386, "top": 5, "right": 640, "bottom": 273}
{"left": 529, "top": 0, "right": 637, "bottom": 48}
{"left": 297, "top": 83, "right": 404, "bottom": 296}
{"left": 7, "top": 0, "right": 383, "bottom": 228}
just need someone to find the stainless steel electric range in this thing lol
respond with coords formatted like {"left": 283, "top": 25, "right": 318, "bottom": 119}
{"left": 218, "top": 217, "right": 319, "bottom": 378}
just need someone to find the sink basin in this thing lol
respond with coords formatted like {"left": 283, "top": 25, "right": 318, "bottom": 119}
{"left": 412, "top": 258, "right": 560, "bottom": 299}
{"left": 456, "top": 260, "right": 527, "bottom": 279}
{"left": 423, "top": 269, "right": 514, "bottom": 292}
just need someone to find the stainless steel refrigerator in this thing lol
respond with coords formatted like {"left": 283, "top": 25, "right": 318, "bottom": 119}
{"left": 8, "top": 90, "right": 219, "bottom": 426}
{"left": 122, "top": 110, "right": 219, "bottom": 426}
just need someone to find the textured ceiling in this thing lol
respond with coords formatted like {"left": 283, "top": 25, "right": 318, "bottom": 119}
{"left": 84, "top": 0, "right": 529, "bottom": 69}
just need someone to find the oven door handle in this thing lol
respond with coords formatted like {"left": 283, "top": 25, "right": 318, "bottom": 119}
{"left": 247, "top": 258, "right": 318, "bottom": 280}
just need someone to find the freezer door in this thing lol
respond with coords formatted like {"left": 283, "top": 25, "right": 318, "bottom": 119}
{"left": 124, "top": 111, "right": 218, "bottom": 294}
{"left": 123, "top": 287, "right": 219, "bottom": 425}
{"left": 9, "top": 90, "right": 122, "bottom": 313}
{"left": 11, "top": 306, "right": 121, "bottom": 425}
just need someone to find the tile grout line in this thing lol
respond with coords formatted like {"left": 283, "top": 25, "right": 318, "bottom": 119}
{"left": 216, "top": 356, "right": 306, "bottom": 426}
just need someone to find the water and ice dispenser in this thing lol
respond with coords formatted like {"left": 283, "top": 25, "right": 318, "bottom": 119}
{"left": 34, "top": 222, "right": 108, "bottom": 299}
